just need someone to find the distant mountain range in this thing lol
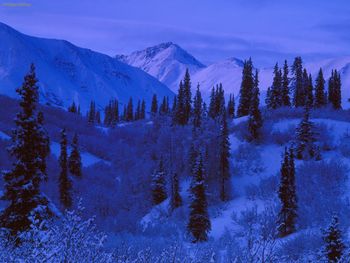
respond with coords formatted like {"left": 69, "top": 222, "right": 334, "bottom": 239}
{"left": 0, "top": 22, "right": 349, "bottom": 111}
{"left": 0, "top": 23, "right": 173, "bottom": 111}
{"left": 118, "top": 43, "right": 350, "bottom": 106}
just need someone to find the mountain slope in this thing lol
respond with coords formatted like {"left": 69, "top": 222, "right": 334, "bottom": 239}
{"left": 116, "top": 42, "right": 206, "bottom": 91}
{"left": 0, "top": 23, "right": 173, "bottom": 111}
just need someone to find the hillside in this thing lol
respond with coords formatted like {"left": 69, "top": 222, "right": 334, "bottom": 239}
{"left": 0, "top": 23, "right": 173, "bottom": 112}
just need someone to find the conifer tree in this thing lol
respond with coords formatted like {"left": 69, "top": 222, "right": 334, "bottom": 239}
{"left": 265, "top": 87, "right": 272, "bottom": 107}
{"left": 140, "top": 99, "right": 146, "bottom": 119}
{"left": 88, "top": 101, "right": 96, "bottom": 123}
{"left": 269, "top": 63, "right": 283, "bottom": 109}
{"left": 305, "top": 74, "right": 314, "bottom": 108}
{"left": 187, "top": 154, "right": 211, "bottom": 242}
{"left": 135, "top": 100, "right": 141, "bottom": 120}
{"left": 208, "top": 87, "right": 216, "bottom": 119}
{"left": 68, "top": 102, "right": 77, "bottom": 113}
{"left": 126, "top": 98, "right": 133, "bottom": 121}
{"left": 282, "top": 60, "right": 291, "bottom": 106}
{"left": 328, "top": 70, "right": 342, "bottom": 110}
{"left": 95, "top": 110, "right": 101, "bottom": 124}
{"left": 219, "top": 111, "right": 231, "bottom": 201}
{"left": 323, "top": 215, "right": 345, "bottom": 263}
{"left": 151, "top": 94, "right": 158, "bottom": 116}
{"left": 68, "top": 133, "right": 82, "bottom": 178}
{"left": 59, "top": 128, "right": 72, "bottom": 209}
{"left": 277, "top": 147, "right": 297, "bottom": 237}
{"left": 192, "top": 84, "right": 203, "bottom": 129}
{"left": 183, "top": 69, "right": 192, "bottom": 123}
{"left": 315, "top": 68, "right": 327, "bottom": 108}
{"left": 237, "top": 58, "right": 254, "bottom": 117}
{"left": 227, "top": 94, "right": 235, "bottom": 119}
{"left": 0, "top": 64, "right": 51, "bottom": 237}
{"left": 248, "top": 70, "right": 263, "bottom": 140}
{"left": 170, "top": 173, "right": 182, "bottom": 211}
{"left": 174, "top": 81, "right": 187, "bottom": 125}
{"left": 292, "top": 57, "right": 305, "bottom": 107}
{"left": 295, "top": 107, "right": 320, "bottom": 160}
{"left": 151, "top": 157, "right": 167, "bottom": 205}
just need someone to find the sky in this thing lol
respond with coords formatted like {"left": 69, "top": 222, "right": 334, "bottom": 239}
{"left": 1, "top": 0, "right": 350, "bottom": 67}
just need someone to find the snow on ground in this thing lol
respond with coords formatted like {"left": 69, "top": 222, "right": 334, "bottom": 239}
{"left": 50, "top": 142, "right": 110, "bottom": 167}
{"left": 0, "top": 131, "right": 10, "bottom": 140}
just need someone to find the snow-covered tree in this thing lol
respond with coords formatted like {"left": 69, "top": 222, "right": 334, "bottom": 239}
{"left": 295, "top": 107, "right": 320, "bottom": 160}
{"left": 323, "top": 215, "right": 345, "bottom": 263}
{"left": 68, "top": 132, "right": 82, "bottom": 178}
{"left": 277, "top": 147, "right": 297, "bottom": 237}
{"left": 59, "top": 128, "right": 72, "bottom": 209}
{"left": 248, "top": 69, "right": 263, "bottom": 141}
{"left": 170, "top": 173, "right": 182, "bottom": 211}
{"left": 219, "top": 111, "right": 231, "bottom": 201}
{"left": 0, "top": 64, "right": 51, "bottom": 238}
{"left": 151, "top": 157, "right": 167, "bottom": 205}
{"left": 187, "top": 154, "right": 211, "bottom": 242}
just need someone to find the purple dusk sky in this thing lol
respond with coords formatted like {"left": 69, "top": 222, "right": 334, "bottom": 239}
{"left": 1, "top": 0, "right": 350, "bottom": 66}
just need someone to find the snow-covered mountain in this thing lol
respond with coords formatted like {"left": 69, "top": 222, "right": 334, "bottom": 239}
{"left": 119, "top": 43, "right": 350, "bottom": 107}
{"left": 116, "top": 42, "right": 206, "bottom": 91}
{"left": 0, "top": 23, "right": 173, "bottom": 111}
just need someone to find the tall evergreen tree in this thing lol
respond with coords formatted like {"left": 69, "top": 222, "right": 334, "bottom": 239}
{"left": 328, "top": 70, "right": 342, "bottom": 110}
{"left": 323, "top": 215, "right": 345, "bottom": 263}
{"left": 208, "top": 87, "right": 216, "bottom": 119}
{"left": 295, "top": 107, "right": 320, "bottom": 160}
{"left": 140, "top": 99, "right": 146, "bottom": 119}
{"left": 88, "top": 101, "right": 96, "bottom": 123}
{"left": 59, "top": 128, "right": 72, "bottom": 209}
{"left": 135, "top": 100, "right": 141, "bottom": 120}
{"left": 0, "top": 64, "right": 51, "bottom": 237}
{"left": 282, "top": 60, "right": 291, "bottom": 106}
{"left": 68, "top": 133, "right": 82, "bottom": 178}
{"left": 95, "top": 110, "right": 101, "bottom": 124}
{"left": 315, "top": 68, "right": 327, "bottom": 108}
{"left": 151, "top": 157, "right": 167, "bottom": 205}
{"left": 68, "top": 101, "right": 78, "bottom": 113}
{"left": 192, "top": 84, "right": 203, "bottom": 129}
{"left": 187, "top": 154, "right": 211, "bottom": 242}
{"left": 305, "top": 73, "right": 314, "bottom": 108}
{"left": 183, "top": 69, "right": 192, "bottom": 123}
{"left": 237, "top": 58, "right": 254, "bottom": 117}
{"left": 170, "top": 173, "right": 182, "bottom": 211}
{"left": 269, "top": 63, "right": 283, "bottom": 109}
{"left": 126, "top": 98, "right": 133, "bottom": 122}
{"left": 248, "top": 70, "right": 263, "bottom": 140}
{"left": 219, "top": 111, "right": 231, "bottom": 201}
{"left": 292, "top": 57, "right": 305, "bottom": 107}
{"left": 227, "top": 94, "right": 235, "bottom": 119}
{"left": 277, "top": 147, "right": 297, "bottom": 237}
{"left": 151, "top": 94, "right": 158, "bottom": 115}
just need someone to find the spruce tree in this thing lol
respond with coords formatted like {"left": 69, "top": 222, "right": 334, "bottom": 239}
{"left": 292, "top": 57, "right": 305, "bottom": 107}
{"left": 219, "top": 111, "right": 231, "bottom": 201}
{"left": 323, "top": 215, "right": 345, "bottom": 263}
{"left": 277, "top": 147, "right": 297, "bottom": 237}
{"left": 95, "top": 110, "right": 101, "bottom": 124}
{"left": 151, "top": 157, "right": 167, "bottom": 205}
{"left": 174, "top": 81, "right": 186, "bottom": 125}
{"left": 88, "top": 101, "right": 96, "bottom": 123}
{"left": 135, "top": 100, "right": 141, "bottom": 120}
{"left": 328, "top": 70, "right": 342, "bottom": 110}
{"left": 0, "top": 64, "right": 51, "bottom": 237}
{"left": 305, "top": 73, "right": 314, "bottom": 108}
{"left": 68, "top": 101, "right": 77, "bottom": 113}
{"left": 140, "top": 99, "right": 146, "bottom": 119}
{"left": 227, "top": 94, "right": 235, "bottom": 119}
{"left": 170, "top": 173, "right": 182, "bottom": 211}
{"left": 187, "top": 154, "right": 211, "bottom": 242}
{"left": 68, "top": 133, "right": 82, "bottom": 178}
{"left": 59, "top": 128, "right": 72, "bottom": 209}
{"left": 248, "top": 70, "right": 263, "bottom": 141}
{"left": 270, "top": 63, "right": 283, "bottom": 109}
{"left": 315, "top": 68, "right": 326, "bottom": 108}
{"left": 192, "top": 84, "right": 203, "bottom": 129}
{"left": 295, "top": 107, "right": 320, "bottom": 160}
{"left": 126, "top": 98, "right": 133, "bottom": 121}
{"left": 282, "top": 60, "right": 291, "bottom": 106}
{"left": 183, "top": 69, "right": 192, "bottom": 123}
{"left": 208, "top": 87, "right": 216, "bottom": 119}
{"left": 151, "top": 94, "right": 158, "bottom": 115}
{"left": 237, "top": 58, "right": 254, "bottom": 117}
